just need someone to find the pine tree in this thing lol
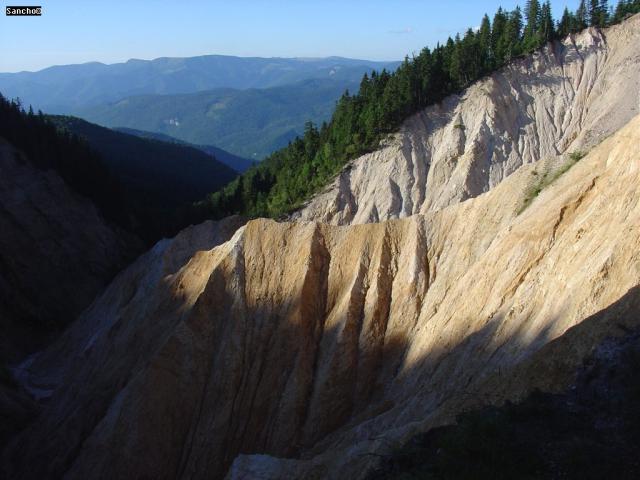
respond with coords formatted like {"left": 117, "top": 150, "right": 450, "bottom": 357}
{"left": 524, "top": 0, "right": 542, "bottom": 49}
{"left": 614, "top": 0, "right": 640, "bottom": 20}
{"left": 558, "top": 7, "right": 574, "bottom": 36}
{"left": 461, "top": 29, "right": 481, "bottom": 85}
{"left": 539, "top": 1, "right": 555, "bottom": 42}
{"left": 613, "top": 0, "right": 628, "bottom": 21}
{"left": 590, "top": 0, "right": 598, "bottom": 24}
{"left": 449, "top": 34, "right": 463, "bottom": 89}
{"left": 589, "top": 0, "right": 608, "bottom": 26}
{"left": 504, "top": 7, "right": 524, "bottom": 61}
{"left": 600, "top": 0, "right": 610, "bottom": 25}
{"left": 478, "top": 14, "right": 493, "bottom": 72}
{"left": 577, "top": 0, "right": 589, "bottom": 28}
{"left": 492, "top": 8, "right": 508, "bottom": 65}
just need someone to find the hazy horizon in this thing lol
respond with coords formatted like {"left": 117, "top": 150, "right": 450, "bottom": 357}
{"left": 1, "top": 54, "right": 400, "bottom": 75}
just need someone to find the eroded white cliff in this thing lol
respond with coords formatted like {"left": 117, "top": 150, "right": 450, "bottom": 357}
{"left": 294, "top": 16, "right": 640, "bottom": 225}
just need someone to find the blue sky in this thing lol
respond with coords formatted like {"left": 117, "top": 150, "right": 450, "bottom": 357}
{"left": 1, "top": 0, "right": 578, "bottom": 72}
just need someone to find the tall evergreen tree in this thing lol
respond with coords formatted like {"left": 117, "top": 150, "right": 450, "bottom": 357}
{"left": 492, "top": 8, "right": 508, "bottom": 65}
{"left": 558, "top": 7, "right": 574, "bottom": 36}
{"left": 577, "top": 0, "right": 589, "bottom": 28}
{"left": 449, "top": 34, "right": 463, "bottom": 89}
{"left": 590, "top": 0, "right": 599, "bottom": 24}
{"left": 524, "top": 0, "right": 542, "bottom": 48}
{"left": 539, "top": 1, "right": 555, "bottom": 42}
{"left": 478, "top": 14, "right": 493, "bottom": 72}
{"left": 600, "top": 0, "right": 610, "bottom": 25}
{"left": 504, "top": 7, "right": 524, "bottom": 61}
{"left": 613, "top": 0, "right": 628, "bottom": 22}
{"left": 589, "top": 0, "right": 609, "bottom": 26}
{"left": 613, "top": 0, "right": 640, "bottom": 20}
{"left": 461, "top": 29, "right": 482, "bottom": 85}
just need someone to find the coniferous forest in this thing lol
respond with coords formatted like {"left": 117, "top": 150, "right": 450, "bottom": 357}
{"left": 201, "top": 0, "right": 640, "bottom": 220}
{"left": 0, "top": 95, "right": 237, "bottom": 243}
{"left": 0, "top": 94, "right": 131, "bottom": 229}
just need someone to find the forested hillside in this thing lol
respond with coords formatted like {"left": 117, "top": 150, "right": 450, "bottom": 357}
{"left": 74, "top": 78, "right": 362, "bottom": 159}
{"left": 201, "top": 0, "right": 640, "bottom": 220}
{"left": 49, "top": 116, "right": 237, "bottom": 207}
{"left": 0, "top": 95, "right": 140, "bottom": 362}
{"left": 0, "top": 96, "right": 241, "bottom": 243}
{"left": 0, "top": 95, "right": 130, "bottom": 229}
{"left": 49, "top": 116, "right": 238, "bottom": 240}
{"left": 114, "top": 128, "right": 254, "bottom": 172}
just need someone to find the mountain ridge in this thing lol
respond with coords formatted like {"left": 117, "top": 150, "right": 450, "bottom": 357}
{"left": 0, "top": 55, "right": 394, "bottom": 75}
{"left": 0, "top": 55, "right": 399, "bottom": 113}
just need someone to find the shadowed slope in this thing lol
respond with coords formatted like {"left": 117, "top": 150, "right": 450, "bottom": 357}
{"left": 0, "top": 139, "right": 138, "bottom": 363}
{"left": 4, "top": 112, "right": 640, "bottom": 479}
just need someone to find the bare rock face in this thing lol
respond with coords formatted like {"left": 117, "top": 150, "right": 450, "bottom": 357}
{"left": 293, "top": 15, "right": 640, "bottom": 225}
{"left": 0, "top": 139, "right": 138, "bottom": 363}
{"left": 4, "top": 111, "right": 640, "bottom": 479}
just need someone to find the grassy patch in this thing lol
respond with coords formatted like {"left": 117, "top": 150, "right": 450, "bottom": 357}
{"left": 517, "top": 151, "right": 586, "bottom": 214}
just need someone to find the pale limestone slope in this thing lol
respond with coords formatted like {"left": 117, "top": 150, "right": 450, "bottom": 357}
{"left": 293, "top": 15, "right": 640, "bottom": 225}
{"left": 4, "top": 112, "right": 640, "bottom": 479}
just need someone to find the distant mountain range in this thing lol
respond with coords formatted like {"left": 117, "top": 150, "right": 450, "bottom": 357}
{"left": 0, "top": 55, "right": 398, "bottom": 160}
{"left": 0, "top": 55, "right": 399, "bottom": 112}
{"left": 74, "top": 78, "right": 363, "bottom": 159}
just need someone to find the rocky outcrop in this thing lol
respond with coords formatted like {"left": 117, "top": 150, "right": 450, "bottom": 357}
{"left": 4, "top": 110, "right": 640, "bottom": 479}
{"left": 293, "top": 15, "right": 640, "bottom": 225}
{"left": 0, "top": 139, "right": 138, "bottom": 363}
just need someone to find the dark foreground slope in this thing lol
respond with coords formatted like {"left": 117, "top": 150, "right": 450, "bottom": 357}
{"left": 371, "top": 325, "right": 640, "bottom": 480}
{"left": 0, "top": 97, "right": 143, "bottom": 456}
{"left": 0, "top": 98, "right": 141, "bottom": 363}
